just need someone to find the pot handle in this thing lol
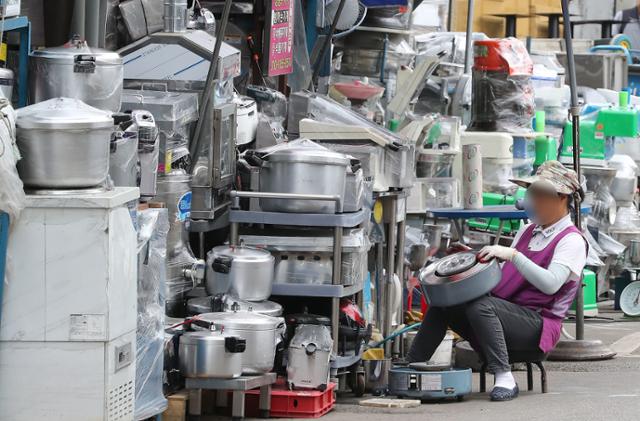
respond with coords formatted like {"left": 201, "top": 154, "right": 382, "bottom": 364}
{"left": 212, "top": 256, "right": 233, "bottom": 274}
{"left": 244, "top": 150, "right": 265, "bottom": 167}
{"left": 74, "top": 55, "right": 96, "bottom": 73}
{"left": 225, "top": 336, "right": 247, "bottom": 353}
{"left": 350, "top": 158, "right": 362, "bottom": 174}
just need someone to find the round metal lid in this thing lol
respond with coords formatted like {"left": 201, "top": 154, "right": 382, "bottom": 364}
{"left": 187, "top": 296, "right": 283, "bottom": 317}
{"left": 266, "top": 147, "right": 350, "bottom": 166}
{"left": 31, "top": 37, "right": 122, "bottom": 66}
{"left": 434, "top": 252, "right": 478, "bottom": 277}
{"left": 17, "top": 98, "right": 113, "bottom": 130}
{"left": 198, "top": 311, "right": 283, "bottom": 331}
{"left": 209, "top": 245, "right": 274, "bottom": 264}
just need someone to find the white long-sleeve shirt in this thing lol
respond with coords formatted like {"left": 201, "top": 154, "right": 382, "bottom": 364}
{"left": 508, "top": 214, "right": 587, "bottom": 295}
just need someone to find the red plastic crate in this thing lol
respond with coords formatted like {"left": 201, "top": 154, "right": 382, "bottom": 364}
{"left": 244, "top": 380, "right": 336, "bottom": 418}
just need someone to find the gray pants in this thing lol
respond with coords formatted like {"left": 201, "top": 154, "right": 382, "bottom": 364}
{"left": 407, "top": 295, "right": 543, "bottom": 373}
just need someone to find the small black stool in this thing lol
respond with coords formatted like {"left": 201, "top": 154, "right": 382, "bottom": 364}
{"left": 479, "top": 351, "right": 549, "bottom": 394}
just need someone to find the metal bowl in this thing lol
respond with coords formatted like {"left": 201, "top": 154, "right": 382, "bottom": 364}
{"left": 418, "top": 252, "right": 501, "bottom": 307}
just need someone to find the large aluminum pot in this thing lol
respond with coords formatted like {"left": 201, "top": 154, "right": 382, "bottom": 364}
{"left": 16, "top": 98, "right": 114, "bottom": 189}
{"left": 197, "top": 311, "right": 285, "bottom": 374}
{"left": 179, "top": 331, "right": 246, "bottom": 378}
{"left": 259, "top": 147, "right": 349, "bottom": 213}
{"left": 419, "top": 252, "right": 501, "bottom": 307}
{"left": 206, "top": 245, "right": 275, "bottom": 301}
{"left": 30, "top": 36, "right": 123, "bottom": 112}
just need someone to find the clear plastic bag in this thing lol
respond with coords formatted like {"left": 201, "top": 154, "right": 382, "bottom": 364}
{"left": 135, "top": 208, "right": 170, "bottom": 420}
{"left": 0, "top": 99, "right": 24, "bottom": 222}
{"left": 287, "top": 0, "right": 312, "bottom": 92}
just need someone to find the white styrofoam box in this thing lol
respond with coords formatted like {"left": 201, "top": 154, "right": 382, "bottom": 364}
{"left": 0, "top": 330, "right": 136, "bottom": 421}
{"left": 454, "top": 131, "right": 514, "bottom": 180}
{"left": 1, "top": 188, "right": 138, "bottom": 342}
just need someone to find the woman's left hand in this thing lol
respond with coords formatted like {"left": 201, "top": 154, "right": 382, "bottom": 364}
{"left": 478, "top": 245, "right": 517, "bottom": 262}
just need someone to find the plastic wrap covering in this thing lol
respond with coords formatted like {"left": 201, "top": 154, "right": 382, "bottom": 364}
{"left": 336, "top": 32, "right": 415, "bottom": 82}
{"left": 345, "top": 167, "right": 367, "bottom": 212}
{"left": 241, "top": 228, "right": 371, "bottom": 287}
{"left": 287, "top": 0, "right": 312, "bottom": 92}
{"left": 121, "top": 89, "right": 199, "bottom": 173}
{"left": 287, "top": 324, "right": 333, "bottom": 390}
{"left": 413, "top": 0, "right": 449, "bottom": 31}
{"left": 363, "top": 0, "right": 413, "bottom": 29}
{"left": 469, "top": 39, "right": 535, "bottom": 132}
{"left": 415, "top": 32, "right": 488, "bottom": 66}
{"left": 407, "top": 177, "right": 460, "bottom": 213}
{"left": 0, "top": 100, "right": 24, "bottom": 221}
{"left": 135, "top": 208, "right": 170, "bottom": 420}
{"left": 535, "top": 86, "right": 570, "bottom": 137}
{"left": 110, "top": 132, "right": 139, "bottom": 187}
{"left": 611, "top": 204, "right": 640, "bottom": 232}
{"left": 482, "top": 159, "right": 515, "bottom": 194}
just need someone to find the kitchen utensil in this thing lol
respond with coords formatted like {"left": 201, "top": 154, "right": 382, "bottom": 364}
{"left": 205, "top": 244, "right": 275, "bottom": 301}
{"left": 179, "top": 331, "right": 246, "bottom": 378}
{"left": 16, "top": 98, "right": 114, "bottom": 189}
{"left": 29, "top": 36, "right": 123, "bottom": 112}
{"left": 195, "top": 311, "right": 285, "bottom": 374}
{"left": 418, "top": 252, "right": 501, "bottom": 307}
{"left": 287, "top": 324, "right": 333, "bottom": 390}
{"left": 258, "top": 146, "right": 350, "bottom": 213}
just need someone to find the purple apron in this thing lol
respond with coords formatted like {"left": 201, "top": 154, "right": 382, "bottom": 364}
{"left": 492, "top": 224, "right": 583, "bottom": 353}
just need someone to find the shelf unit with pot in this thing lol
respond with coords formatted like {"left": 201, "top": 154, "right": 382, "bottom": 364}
{"left": 228, "top": 190, "right": 367, "bottom": 357}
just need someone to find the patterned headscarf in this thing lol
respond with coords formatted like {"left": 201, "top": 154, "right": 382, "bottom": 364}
{"left": 510, "top": 161, "right": 585, "bottom": 201}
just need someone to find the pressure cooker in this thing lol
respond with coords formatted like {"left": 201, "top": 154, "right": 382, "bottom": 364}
{"left": 194, "top": 311, "right": 285, "bottom": 374}
{"left": 205, "top": 244, "right": 275, "bottom": 301}
{"left": 179, "top": 331, "right": 246, "bottom": 379}
{"left": 16, "top": 98, "right": 114, "bottom": 189}
{"left": 29, "top": 35, "right": 123, "bottom": 112}
{"left": 418, "top": 252, "right": 501, "bottom": 307}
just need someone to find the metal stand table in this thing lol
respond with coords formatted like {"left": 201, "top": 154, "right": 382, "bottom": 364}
{"left": 186, "top": 373, "right": 277, "bottom": 421}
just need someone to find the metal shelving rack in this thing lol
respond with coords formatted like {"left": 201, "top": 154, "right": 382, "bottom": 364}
{"left": 228, "top": 191, "right": 367, "bottom": 357}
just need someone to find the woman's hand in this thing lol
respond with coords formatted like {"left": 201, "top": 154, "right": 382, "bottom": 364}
{"left": 478, "top": 245, "right": 517, "bottom": 262}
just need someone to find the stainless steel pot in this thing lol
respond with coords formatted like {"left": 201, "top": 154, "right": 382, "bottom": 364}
{"left": 610, "top": 176, "right": 637, "bottom": 203}
{"left": 29, "top": 36, "right": 123, "bottom": 112}
{"left": 179, "top": 331, "right": 246, "bottom": 378}
{"left": 258, "top": 147, "right": 349, "bottom": 213}
{"left": 419, "top": 252, "right": 501, "bottom": 307}
{"left": 197, "top": 311, "right": 285, "bottom": 374}
{"left": 16, "top": 98, "right": 114, "bottom": 189}
{"left": 206, "top": 245, "right": 275, "bottom": 301}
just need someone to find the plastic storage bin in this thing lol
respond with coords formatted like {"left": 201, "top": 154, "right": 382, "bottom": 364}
{"left": 242, "top": 380, "right": 336, "bottom": 418}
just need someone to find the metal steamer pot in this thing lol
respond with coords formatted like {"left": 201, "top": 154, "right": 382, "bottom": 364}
{"left": 206, "top": 245, "right": 275, "bottom": 301}
{"left": 29, "top": 36, "right": 123, "bottom": 112}
{"left": 16, "top": 98, "right": 114, "bottom": 189}
{"left": 256, "top": 147, "right": 350, "bottom": 214}
{"left": 196, "top": 311, "right": 285, "bottom": 374}
{"left": 418, "top": 252, "right": 501, "bottom": 307}
{"left": 179, "top": 331, "right": 246, "bottom": 379}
